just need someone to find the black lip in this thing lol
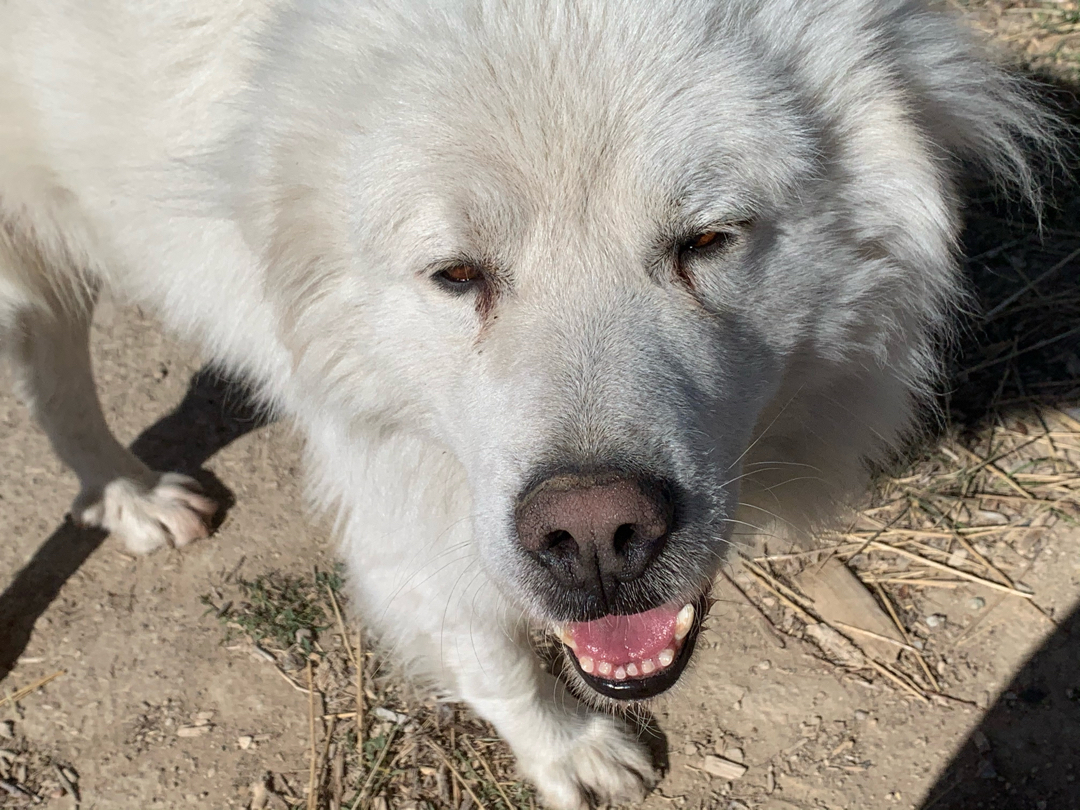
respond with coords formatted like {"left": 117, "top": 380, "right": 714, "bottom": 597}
{"left": 563, "top": 594, "right": 708, "bottom": 701}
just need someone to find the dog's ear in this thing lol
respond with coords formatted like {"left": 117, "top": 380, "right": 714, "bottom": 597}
{"left": 886, "top": 6, "right": 1064, "bottom": 213}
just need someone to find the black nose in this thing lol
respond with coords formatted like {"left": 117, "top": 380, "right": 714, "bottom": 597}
{"left": 514, "top": 471, "right": 674, "bottom": 605}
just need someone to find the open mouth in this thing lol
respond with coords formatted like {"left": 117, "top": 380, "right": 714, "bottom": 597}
{"left": 554, "top": 593, "right": 708, "bottom": 700}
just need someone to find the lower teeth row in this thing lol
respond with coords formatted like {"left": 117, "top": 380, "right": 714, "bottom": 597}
{"left": 577, "top": 647, "right": 676, "bottom": 679}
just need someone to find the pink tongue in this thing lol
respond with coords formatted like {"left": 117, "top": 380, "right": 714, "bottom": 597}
{"left": 565, "top": 604, "right": 680, "bottom": 664}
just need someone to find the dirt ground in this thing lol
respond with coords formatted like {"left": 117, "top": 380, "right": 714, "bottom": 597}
{"left": 3, "top": 3, "right": 1080, "bottom": 810}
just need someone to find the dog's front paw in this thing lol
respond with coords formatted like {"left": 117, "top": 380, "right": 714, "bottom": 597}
{"left": 520, "top": 714, "right": 656, "bottom": 810}
{"left": 73, "top": 472, "right": 217, "bottom": 554}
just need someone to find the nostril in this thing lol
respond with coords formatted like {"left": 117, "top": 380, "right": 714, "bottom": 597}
{"left": 542, "top": 529, "right": 579, "bottom": 560}
{"left": 612, "top": 523, "right": 637, "bottom": 556}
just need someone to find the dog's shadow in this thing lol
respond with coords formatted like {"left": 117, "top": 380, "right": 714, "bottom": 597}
{"left": 0, "top": 368, "right": 266, "bottom": 680}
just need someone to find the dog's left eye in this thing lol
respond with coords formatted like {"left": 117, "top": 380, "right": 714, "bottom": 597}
{"left": 677, "top": 227, "right": 741, "bottom": 259}
{"left": 433, "top": 263, "right": 489, "bottom": 295}
{"left": 438, "top": 264, "right": 483, "bottom": 284}
{"left": 673, "top": 224, "right": 749, "bottom": 290}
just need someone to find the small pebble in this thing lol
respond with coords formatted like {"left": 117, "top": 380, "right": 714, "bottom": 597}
{"left": 238, "top": 736, "right": 254, "bottom": 750}
{"left": 280, "top": 651, "right": 305, "bottom": 672}
{"left": 854, "top": 710, "right": 869, "bottom": 721}
{"left": 0, "top": 721, "right": 13, "bottom": 740}
{"left": 968, "top": 597, "right": 986, "bottom": 611}
{"left": 978, "top": 760, "right": 998, "bottom": 779}
{"left": 700, "top": 755, "right": 747, "bottom": 780}
{"left": 925, "top": 614, "right": 945, "bottom": 628}
{"left": 682, "top": 742, "right": 698, "bottom": 756}
{"left": 373, "top": 707, "right": 409, "bottom": 724}
{"left": 757, "top": 660, "right": 771, "bottom": 671}
{"left": 249, "top": 780, "right": 268, "bottom": 810}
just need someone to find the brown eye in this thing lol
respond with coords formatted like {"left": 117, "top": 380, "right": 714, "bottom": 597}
{"left": 676, "top": 223, "right": 752, "bottom": 265}
{"left": 438, "top": 264, "right": 483, "bottom": 284}
{"left": 680, "top": 228, "right": 738, "bottom": 257}
{"left": 674, "top": 223, "right": 750, "bottom": 291}
{"left": 690, "top": 231, "right": 722, "bottom": 249}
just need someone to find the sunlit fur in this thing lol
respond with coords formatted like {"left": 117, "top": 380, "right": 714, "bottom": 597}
{"left": 0, "top": 1, "right": 1050, "bottom": 806}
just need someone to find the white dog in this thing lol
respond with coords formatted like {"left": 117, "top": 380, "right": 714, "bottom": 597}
{"left": 0, "top": 0, "right": 1048, "bottom": 806}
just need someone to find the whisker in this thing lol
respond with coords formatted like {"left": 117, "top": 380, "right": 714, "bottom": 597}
{"left": 724, "top": 386, "right": 806, "bottom": 474}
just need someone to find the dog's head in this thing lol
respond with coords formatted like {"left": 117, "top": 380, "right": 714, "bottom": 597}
{"left": 237, "top": 0, "right": 1045, "bottom": 700}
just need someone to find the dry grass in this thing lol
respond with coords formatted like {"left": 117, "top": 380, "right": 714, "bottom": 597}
{"left": 203, "top": 568, "right": 538, "bottom": 810}
{"left": 740, "top": 404, "right": 1079, "bottom": 706}
{"left": 953, "top": 0, "right": 1080, "bottom": 83}
{"left": 0, "top": 672, "right": 77, "bottom": 806}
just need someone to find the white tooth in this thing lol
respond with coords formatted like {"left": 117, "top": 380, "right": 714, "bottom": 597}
{"left": 674, "top": 603, "right": 695, "bottom": 641}
{"left": 614, "top": 667, "right": 627, "bottom": 680}
{"left": 579, "top": 656, "right": 595, "bottom": 674}
{"left": 658, "top": 648, "right": 675, "bottom": 667}
{"left": 626, "top": 663, "right": 639, "bottom": 677}
{"left": 641, "top": 659, "right": 656, "bottom": 675}
{"left": 555, "top": 626, "right": 578, "bottom": 651}
{"left": 598, "top": 661, "right": 613, "bottom": 677}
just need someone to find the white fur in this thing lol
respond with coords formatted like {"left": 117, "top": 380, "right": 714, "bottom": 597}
{"left": 0, "top": 1, "right": 1046, "bottom": 806}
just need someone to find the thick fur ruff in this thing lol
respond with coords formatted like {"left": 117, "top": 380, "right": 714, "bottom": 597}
{"left": 0, "top": 1, "right": 1050, "bottom": 806}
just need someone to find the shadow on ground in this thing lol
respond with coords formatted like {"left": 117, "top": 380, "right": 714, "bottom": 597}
{"left": 920, "top": 74, "right": 1080, "bottom": 810}
{"left": 921, "top": 603, "right": 1080, "bottom": 810}
{"left": 0, "top": 368, "right": 266, "bottom": 679}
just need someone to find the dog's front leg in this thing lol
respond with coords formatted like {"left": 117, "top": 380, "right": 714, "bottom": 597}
{"left": 1, "top": 286, "right": 216, "bottom": 553}
{"left": 455, "top": 627, "right": 658, "bottom": 810}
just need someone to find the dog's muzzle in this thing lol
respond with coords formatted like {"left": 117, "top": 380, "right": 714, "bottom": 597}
{"left": 515, "top": 469, "right": 707, "bottom": 699}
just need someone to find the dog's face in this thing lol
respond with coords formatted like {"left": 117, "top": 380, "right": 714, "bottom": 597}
{"left": 248, "top": 1, "right": 958, "bottom": 700}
